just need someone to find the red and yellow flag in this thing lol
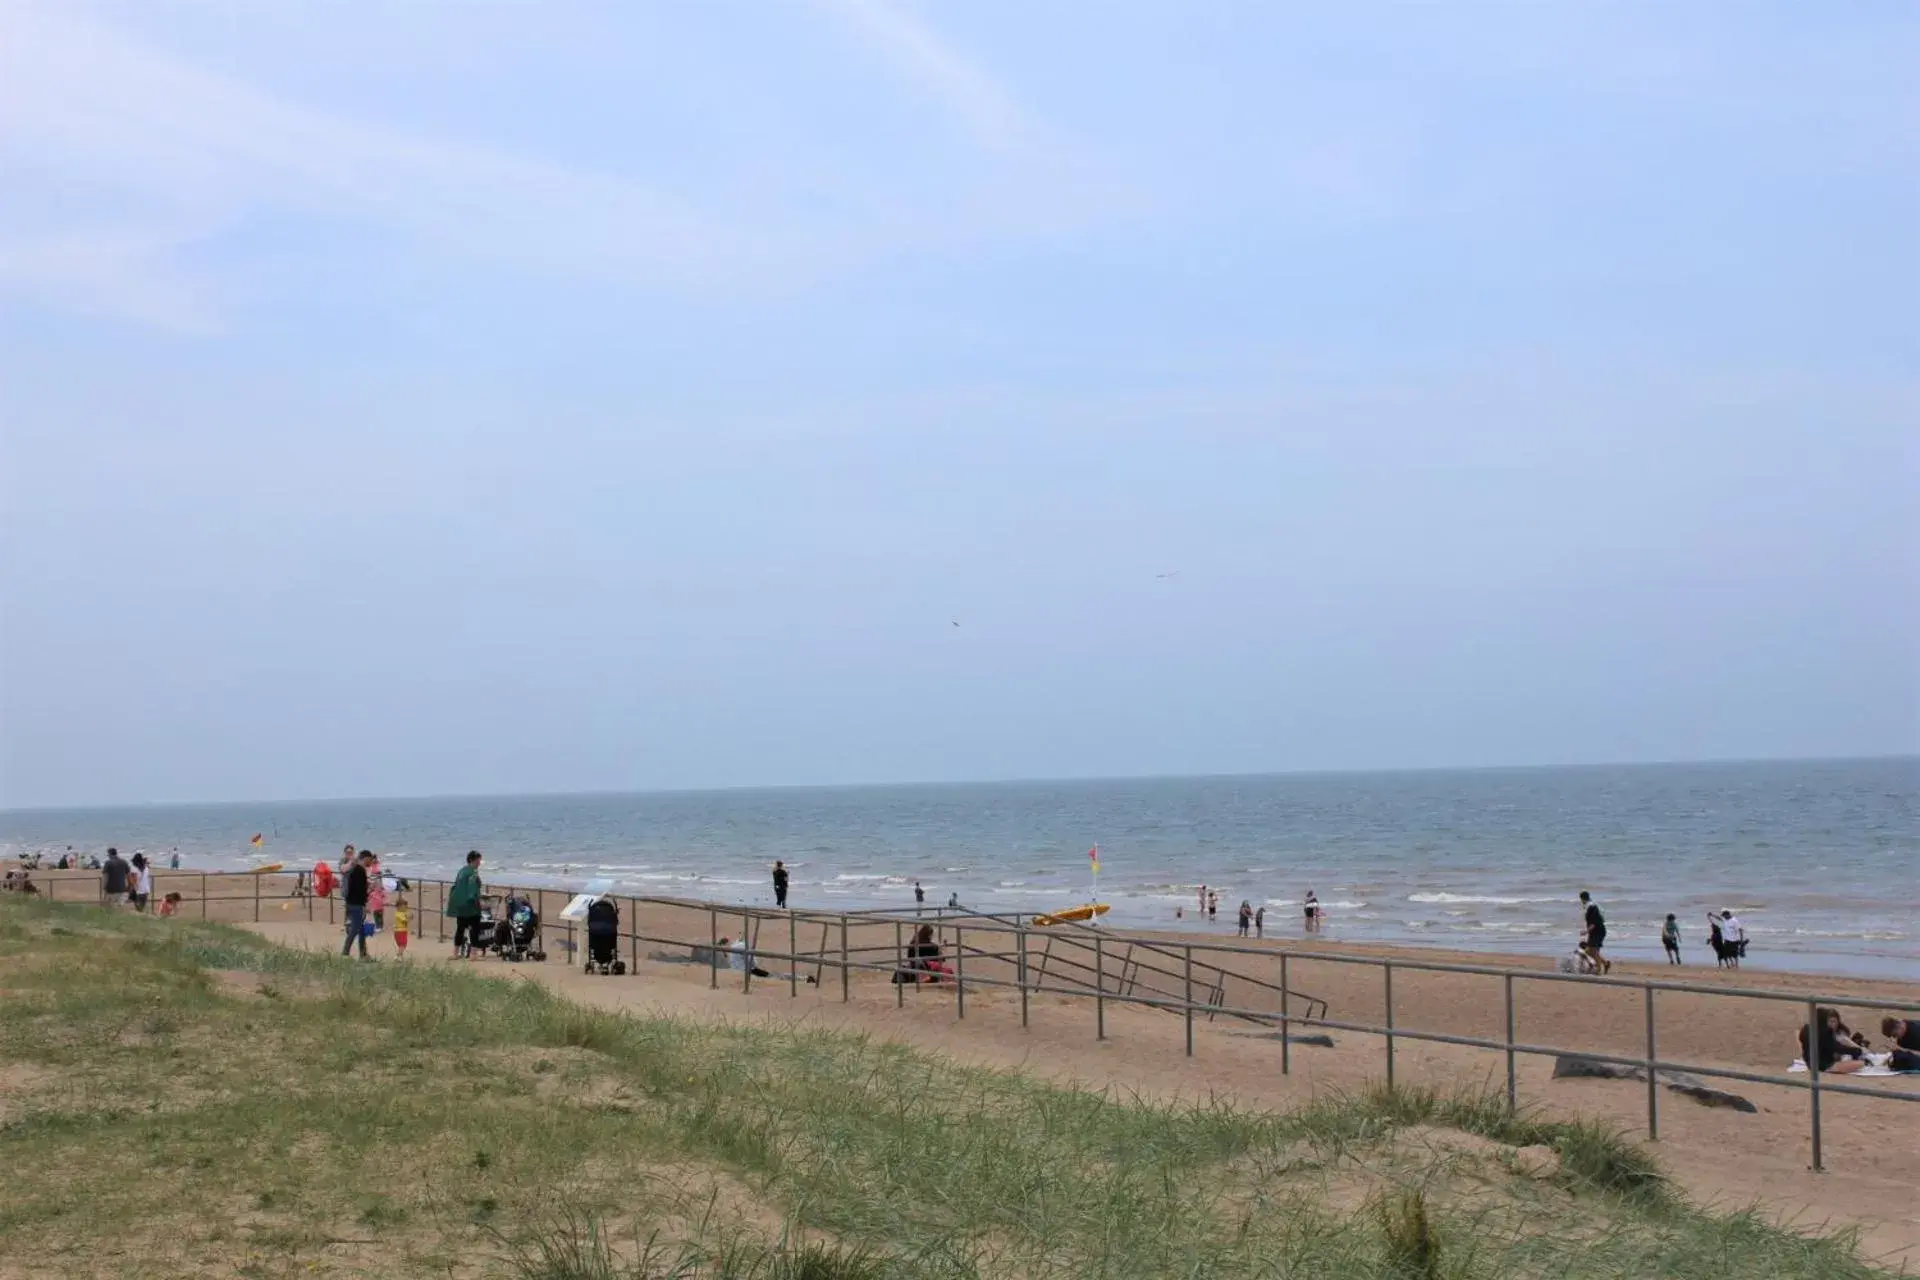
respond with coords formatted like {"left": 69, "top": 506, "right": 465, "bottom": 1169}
{"left": 1088, "top": 845, "right": 1099, "bottom": 873}
{"left": 250, "top": 833, "right": 264, "bottom": 847}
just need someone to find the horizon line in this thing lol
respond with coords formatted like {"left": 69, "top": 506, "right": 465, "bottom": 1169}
{"left": 2, "top": 751, "right": 1914, "bottom": 816}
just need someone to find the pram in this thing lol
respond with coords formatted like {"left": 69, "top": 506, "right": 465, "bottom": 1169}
{"left": 1557, "top": 947, "right": 1601, "bottom": 976}
{"left": 583, "top": 896, "right": 625, "bottom": 975}
{"left": 496, "top": 894, "right": 546, "bottom": 962}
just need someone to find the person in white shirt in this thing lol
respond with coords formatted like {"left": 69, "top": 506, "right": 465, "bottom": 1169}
{"left": 1719, "top": 910, "right": 1746, "bottom": 967}
{"left": 722, "top": 936, "right": 769, "bottom": 978}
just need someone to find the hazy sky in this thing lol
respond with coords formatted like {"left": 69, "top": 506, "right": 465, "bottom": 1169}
{"left": 1, "top": 2, "right": 1915, "bottom": 808}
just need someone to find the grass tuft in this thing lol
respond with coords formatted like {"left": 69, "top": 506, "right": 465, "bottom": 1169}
{"left": 1376, "top": 1188, "right": 1444, "bottom": 1280}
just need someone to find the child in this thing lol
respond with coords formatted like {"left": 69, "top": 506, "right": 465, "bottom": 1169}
{"left": 1661, "top": 914, "right": 1681, "bottom": 964}
{"left": 366, "top": 856, "right": 386, "bottom": 930}
{"left": 158, "top": 892, "right": 183, "bottom": 917}
{"left": 392, "top": 896, "right": 410, "bottom": 958}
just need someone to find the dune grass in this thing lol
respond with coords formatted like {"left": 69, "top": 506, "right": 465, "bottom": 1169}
{"left": 0, "top": 897, "right": 1890, "bottom": 1279}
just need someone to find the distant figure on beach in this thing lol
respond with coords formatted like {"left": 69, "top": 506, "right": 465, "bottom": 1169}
{"left": 1577, "top": 891, "right": 1611, "bottom": 973}
{"left": 1661, "top": 914, "right": 1681, "bottom": 964}
{"left": 1721, "top": 910, "right": 1747, "bottom": 965}
{"left": 365, "top": 852, "right": 386, "bottom": 929}
{"left": 914, "top": 881, "right": 924, "bottom": 911}
{"left": 337, "top": 845, "right": 356, "bottom": 894}
{"left": 447, "top": 851, "right": 484, "bottom": 959}
{"left": 100, "top": 848, "right": 131, "bottom": 907}
{"left": 392, "top": 896, "right": 410, "bottom": 958}
{"left": 1255, "top": 905, "right": 1265, "bottom": 938}
{"left": 1799, "top": 1007, "right": 1866, "bottom": 1075}
{"left": 1303, "top": 890, "right": 1320, "bottom": 931}
{"left": 1881, "top": 1017, "right": 1920, "bottom": 1071}
{"left": 1206, "top": 890, "right": 1219, "bottom": 923}
{"left": 722, "top": 935, "right": 771, "bottom": 978}
{"left": 948, "top": 892, "right": 960, "bottom": 910}
{"left": 130, "top": 853, "right": 152, "bottom": 912}
{"left": 772, "top": 860, "right": 789, "bottom": 909}
{"left": 340, "top": 850, "right": 372, "bottom": 960}
{"left": 169, "top": 849, "right": 180, "bottom": 870}
{"left": 1236, "top": 900, "right": 1252, "bottom": 937}
{"left": 1198, "top": 884, "right": 1208, "bottom": 913}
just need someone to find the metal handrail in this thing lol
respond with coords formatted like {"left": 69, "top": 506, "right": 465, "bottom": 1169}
{"left": 39, "top": 868, "right": 1917, "bottom": 1173}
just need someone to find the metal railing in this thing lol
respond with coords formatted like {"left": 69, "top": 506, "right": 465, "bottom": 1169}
{"left": 21, "top": 867, "right": 1916, "bottom": 1173}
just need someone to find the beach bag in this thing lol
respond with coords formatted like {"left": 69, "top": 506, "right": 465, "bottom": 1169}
{"left": 362, "top": 919, "right": 378, "bottom": 938}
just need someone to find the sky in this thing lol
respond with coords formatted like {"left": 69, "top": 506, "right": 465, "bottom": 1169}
{"left": 0, "top": 1, "right": 1915, "bottom": 809}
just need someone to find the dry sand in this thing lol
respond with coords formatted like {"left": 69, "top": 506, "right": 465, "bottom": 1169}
{"left": 18, "top": 866, "right": 1920, "bottom": 1266}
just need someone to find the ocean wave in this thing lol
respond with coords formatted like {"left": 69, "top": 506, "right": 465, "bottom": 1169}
{"left": 1407, "top": 892, "right": 1565, "bottom": 905}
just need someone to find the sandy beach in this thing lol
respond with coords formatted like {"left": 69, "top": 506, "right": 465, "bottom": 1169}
{"left": 17, "top": 865, "right": 1920, "bottom": 1265}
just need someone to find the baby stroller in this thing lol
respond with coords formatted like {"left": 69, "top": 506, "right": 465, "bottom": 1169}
{"left": 496, "top": 894, "right": 546, "bottom": 962}
{"left": 583, "top": 896, "right": 625, "bottom": 975}
{"left": 1557, "top": 945, "right": 1601, "bottom": 976}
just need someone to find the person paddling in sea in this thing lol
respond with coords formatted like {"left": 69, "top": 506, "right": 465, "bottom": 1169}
{"left": 1303, "top": 890, "right": 1320, "bottom": 932}
{"left": 446, "top": 850, "right": 484, "bottom": 959}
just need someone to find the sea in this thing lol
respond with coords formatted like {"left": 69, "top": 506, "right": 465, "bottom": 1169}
{"left": 2, "top": 758, "right": 1914, "bottom": 978}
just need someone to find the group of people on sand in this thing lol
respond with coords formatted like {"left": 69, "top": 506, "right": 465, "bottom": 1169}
{"left": 1799, "top": 1009, "right": 1920, "bottom": 1076}
{"left": 331, "top": 843, "right": 421, "bottom": 961}
{"left": 1575, "top": 892, "right": 1750, "bottom": 974}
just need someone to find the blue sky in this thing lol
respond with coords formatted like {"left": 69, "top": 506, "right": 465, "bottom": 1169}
{"left": 0, "top": 1, "right": 1914, "bottom": 807}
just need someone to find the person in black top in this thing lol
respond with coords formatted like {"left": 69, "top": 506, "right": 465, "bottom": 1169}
{"left": 1578, "top": 891, "right": 1611, "bottom": 974}
{"left": 100, "top": 848, "right": 131, "bottom": 906}
{"left": 1799, "top": 1007, "right": 1866, "bottom": 1074}
{"left": 340, "top": 850, "right": 373, "bottom": 959}
{"left": 771, "top": 860, "right": 789, "bottom": 909}
{"left": 1881, "top": 1016, "right": 1920, "bottom": 1070}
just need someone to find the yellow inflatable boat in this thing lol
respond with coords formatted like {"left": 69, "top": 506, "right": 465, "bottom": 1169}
{"left": 1031, "top": 903, "right": 1110, "bottom": 927}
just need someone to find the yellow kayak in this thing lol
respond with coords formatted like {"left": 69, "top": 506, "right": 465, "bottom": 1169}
{"left": 248, "top": 863, "right": 284, "bottom": 874}
{"left": 1032, "top": 903, "right": 1110, "bottom": 927}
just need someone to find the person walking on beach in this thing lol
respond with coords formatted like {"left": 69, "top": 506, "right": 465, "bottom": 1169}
{"left": 1236, "top": 900, "right": 1252, "bottom": 937}
{"left": 392, "top": 895, "right": 410, "bottom": 958}
{"left": 168, "top": 849, "right": 180, "bottom": 870}
{"left": 100, "top": 847, "right": 131, "bottom": 907}
{"left": 1207, "top": 889, "right": 1219, "bottom": 923}
{"left": 914, "top": 881, "right": 924, "bottom": 913}
{"left": 1255, "top": 905, "right": 1265, "bottom": 938}
{"left": 1661, "top": 914, "right": 1681, "bottom": 964}
{"left": 340, "top": 850, "right": 373, "bottom": 960}
{"left": 1577, "top": 891, "right": 1611, "bottom": 974}
{"left": 1718, "top": 909, "right": 1746, "bottom": 968}
{"left": 772, "top": 860, "right": 789, "bottom": 909}
{"left": 447, "top": 851, "right": 484, "bottom": 958}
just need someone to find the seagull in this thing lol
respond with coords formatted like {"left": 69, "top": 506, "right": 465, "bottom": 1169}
{"left": 951, "top": 618, "right": 961, "bottom": 627}
{"left": 1155, "top": 570, "right": 1181, "bottom": 580}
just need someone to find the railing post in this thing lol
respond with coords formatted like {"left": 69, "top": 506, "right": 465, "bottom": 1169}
{"left": 1018, "top": 923, "right": 1030, "bottom": 1028}
{"left": 1183, "top": 945, "right": 1194, "bottom": 1057}
{"left": 629, "top": 897, "right": 639, "bottom": 975}
{"left": 708, "top": 906, "right": 718, "bottom": 989}
{"left": 955, "top": 926, "right": 965, "bottom": 1019}
{"left": 840, "top": 916, "right": 850, "bottom": 1003}
{"left": 1384, "top": 961, "right": 1395, "bottom": 1090}
{"left": 1095, "top": 933, "right": 1106, "bottom": 1041}
{"left": 1504, "top": 973, "right": 1517, "bottom": 1113}
{"left": 895, "top": 921, "right": 905, "bottom": 1008}
{"left": 434, "top": 879, "right": 441, "bottom": 941}
{"left": 1644, "top": 985, "right": 1659, "bottom": 1141}
{"left": 1278, "top": 953, "right": 1291, "bottom": 1075}
{"left": 201, "top": 872, "right": 208, "bottom": 918}
{"left": 253, "top": 870, "right": 260, "bottom": 922}
{"left": 790, "top": 912, "right": 798, "bottom": 998}
{"left": 1806, "top": 1000, "right": 1823, "bottom": 1172}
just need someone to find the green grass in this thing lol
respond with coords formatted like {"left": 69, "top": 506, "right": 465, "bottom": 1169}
{"left": 0, "top": 897, "right": 1890, "bottom": 1279}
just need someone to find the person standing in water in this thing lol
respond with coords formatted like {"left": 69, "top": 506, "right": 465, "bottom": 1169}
{"left": 772, "top": 860, "right": 789, "bottom": 909}
{"left": 1206, "top": 889, "right": 1219, "bottom": 923}
{"left": 1303, "top": 890, "right": 1320, "bottom": 931}
{"left": 913, "top": 881, "right": 925, "bottom": 913}
{"left": 1255, "top": 905, "right": 1265, "bottom": 939}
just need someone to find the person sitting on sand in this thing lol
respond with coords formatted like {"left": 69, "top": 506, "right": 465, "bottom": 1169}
{"left": 721, "top": 936, "right": 771, "bottom": 979}
{"left": 1880, "top": 1017, "right": 1920, "bottom": 1071}
{"left": 1799, "top": 1007, "right": 1867, "bottom": 1075}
